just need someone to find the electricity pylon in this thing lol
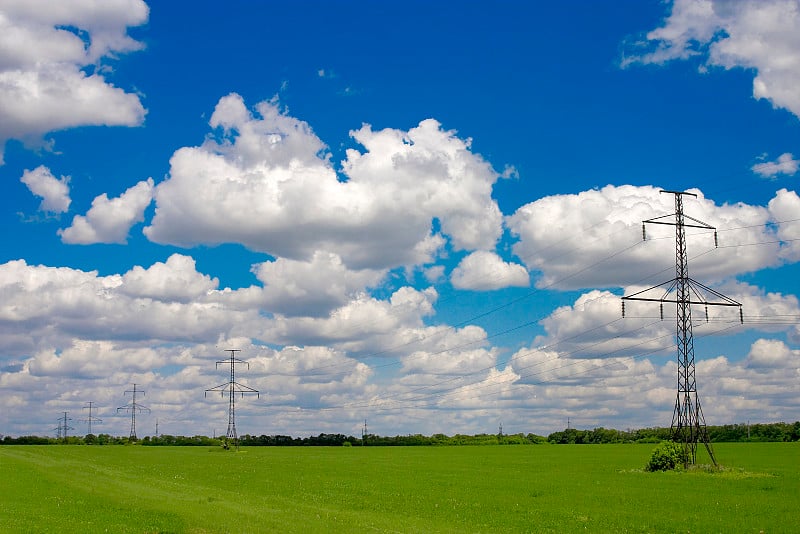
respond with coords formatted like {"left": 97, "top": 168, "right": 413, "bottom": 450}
{"left": 205, "top": 349, "right": 259, "bottom": 450}
{"left": 58, "top": 412, "right": 74, "bottom": 443}
{"left": 622, "top": 190, "right": 742, "bottom": 466}
{"left": 362, "top": 419, "right": 368, "bottom": 446}
{"left": 81, "top": 401, "right": 102, "bottom": 435}
{"left": 117, "top": 384, "right": 150, "bottom": 440}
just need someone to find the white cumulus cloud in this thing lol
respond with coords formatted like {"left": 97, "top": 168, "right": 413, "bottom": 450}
{"left": 120, "top": 254, "right": 218, "bottom": 303}
{"left": 251, "top": 251, "right": 385, "bottom": 317}
{"left": 752, "top": 153, "right": 799, "bottom": 178}
{"left": 0, "top": 258, "right": 251, "bottom": 354}
{"left": 623, "top": 0, "right": 800, "bottom": 118}
{"left": 0, "top": 0, "right": 148, "bottom": 163}
{"left": 768, "top": 188, "right": 800, "bottom": 263}
{"left": 144, "top": 93, "right": 503, "bottom": 271}
{"left": 531, "top": 282, "right": 800, "bottom": 361}
{"left": 450, "top": 250, "right": 529, "bottom": 291}
{"left": 507, "top": 185, "right": 796, "bottom": 290}
{"left": 59, "top": 178, "right": 154, "bottom": 244}
{"left": 20, "top": 165, "right": 70, "bottom": 213}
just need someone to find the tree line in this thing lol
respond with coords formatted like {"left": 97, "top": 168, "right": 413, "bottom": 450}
{"left": 3, "top": 421, "right": 798, "bottom": 446}
{"left": 545, "top": 421, "right": 800, "bottom": 444}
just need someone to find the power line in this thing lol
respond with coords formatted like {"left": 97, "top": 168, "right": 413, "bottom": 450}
{"left": 248, "top": 209, "right": 796, "bottom": 425}
{"left": 317, "top": 320, "right": 745, "bottom": 416}
{"left": 269, "top": 215, "right": 797, "bottom": 383}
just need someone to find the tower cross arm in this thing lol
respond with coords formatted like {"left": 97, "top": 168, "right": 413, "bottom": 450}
{"left": 205, "top": 382, "right": 233, "bottom": 396}
{"left": 623, "top": 277, "right": 742, "bottom": 307}
{"left": 643, "top": 212, "right": 715, "bottom": 231}
{"left": 215, "top": 357, "right": 250, "bottom": 368}
{"left": 117, "top": 404, "right": 151, "bottom": 414}
{"left": 230, "top": 382, "right": 260, "bottom": 398}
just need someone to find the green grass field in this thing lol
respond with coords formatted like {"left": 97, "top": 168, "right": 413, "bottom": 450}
{"left": 1, "top": 443, "right": 797, "bottom": 533}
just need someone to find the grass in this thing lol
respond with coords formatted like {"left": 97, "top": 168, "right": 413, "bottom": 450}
{"left": 1, "top": 443, "right": 798, "bottom": 532}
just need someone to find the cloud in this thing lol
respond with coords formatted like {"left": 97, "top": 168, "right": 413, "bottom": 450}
{"left": 534, "top": 290, "right": 676, "bottom": 360}
{"left": 120, "top": 254, "right": 218, "bottom": 303}
{"left": 248, "top": 345, "right": 374, "bottom": 409}
{"left": 768, "top": 188, "right": 800, "bottom": 263}
{"left": 250, "top": 251, "right": 385, "bottom": 317}
{"left": 26, "top": 340, "right": 165, "bottom": 378}
{"left": 745, "top": 338, "right": 799, "bottom": 369}
{"left": 532, "top": 282, "right": 800, "bottom": 359}
{"left": 507, "top": 185, "right": 795, "bottom": 290}
{"left": 59, "top": 178, "right": 154, "bottom": 244}
{"left": 622, "top": 0, "right": 800, "bottom": 118}
{"left": 492, "top": 332, "right": 800, "bottom": 431}
{"left": 399, "top": 326, "right": 496, "bottom": 376}
{"left": 19, "top": 165, "right": 71, "bottom": 213}
{"left": 262, "top": 286, "right": 441, "bottom": 352}
{"left": 0, "top": 252, "right": 447, "bottom": 372}
{"left": 450, "top": 250, "right": 529, "bottom": 291}
{"left": 752, "top": 153, "right": 799, "bottom": 178}
{"left": 0, "top": 252, "right": 797, "bottom": 437}
{"left": 0, "top": 0, "right": 148, "bottom": 163}
{"left": 701, "top": 339, "right": 800, "bottom": 422}
{"left": 144, "top": 93, "right": 502, "bottom": 270}
{"left": 0, "top": 258, "right": 253, "bottom": 354}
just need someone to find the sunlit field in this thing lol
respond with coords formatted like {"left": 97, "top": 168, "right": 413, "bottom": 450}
{"left": 1, "top": 443, "right": 797, "bottom": 533}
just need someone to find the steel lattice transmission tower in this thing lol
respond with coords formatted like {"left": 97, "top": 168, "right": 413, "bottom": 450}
{"left": 81, "top": 401, "right": 102, "bottom": 435}
{"left": 58, "top": 412, "right": 74, "bottom": 443}
{"left": 622, "top": 190, "right": 743, "bottom": 466}
{"left": 205, "top": 349, "right": 259, "bottom": 450}
{"left": 117, "top": 384, "right": 150, "bottom": 440}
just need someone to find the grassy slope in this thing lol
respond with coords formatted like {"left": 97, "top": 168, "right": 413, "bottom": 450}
{"left": 0, "top": 443, "right": 797, "bottom": 533}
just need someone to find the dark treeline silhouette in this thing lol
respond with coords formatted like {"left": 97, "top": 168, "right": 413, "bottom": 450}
{"left": 546, "top": 421, "right": 800, "bottom": 444}
{"left": 3, "top": 421, "right": 798, "bottom": 446}
{"left": 240, "top": 432, "right": 547, "bottom": 446}
{"left": 141, "top": 434, "right": 221, "bottom": 446}
{"left": 2, "top": 433, "right": 133, "bottom": 445}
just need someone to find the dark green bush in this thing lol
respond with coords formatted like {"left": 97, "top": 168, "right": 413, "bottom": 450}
{"left": 646, "top": 441, "right": 688, "bottom": 471}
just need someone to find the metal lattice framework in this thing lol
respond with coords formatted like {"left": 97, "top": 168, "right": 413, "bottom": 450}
{"left": 622, "top": 190, "right": 742, "bottom": 466}
{"left": 205, "top": 349, "right": 259, "bottom": 450}
{"left": 117, "top": 384, "right": 150, "bottom": 440}
{"left": 81, "top": 401, "right": 102, "bottom": 435}
{"left": 56, "top": 412, "right": 74, "bottom": 442}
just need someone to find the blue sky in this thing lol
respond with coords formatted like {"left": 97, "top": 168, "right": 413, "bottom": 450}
{"left": 1, "top": 0, "right": 798, "bottom": 439}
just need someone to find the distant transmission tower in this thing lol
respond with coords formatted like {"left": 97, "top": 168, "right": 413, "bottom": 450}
{"left": 205, "top": 350, "right": 259, "bottom": 450}
{"left": 117, "top": 384, "right": 150, "bottom": 440}
{"left": 622, "top": 190, "right": 743, "bottom": 465}
{"left": 58, "top": 412, "right": 74, "bottom": 443}
{"left": 81, "top": 401, "right": 102, "bottom": 435}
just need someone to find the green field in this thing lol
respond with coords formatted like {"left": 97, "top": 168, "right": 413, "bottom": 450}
{"left": 1, "top": 443, "right": 797, "bottom": 533}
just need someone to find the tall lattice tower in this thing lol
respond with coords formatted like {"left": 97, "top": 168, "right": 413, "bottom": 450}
{"left": 117, "top": 384, "right": 150, "bottom": 440}
{"left": 623, "top": 190, "right": 742, "bottom": 465}
{"left": 81, "top": 401, "right": 102, "bottom": 435}
{"left": 55, "top": 412, "right": 73, "bottom": 442}
{"left": 205, "top": 349, "right": 259, "bottom": 450}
